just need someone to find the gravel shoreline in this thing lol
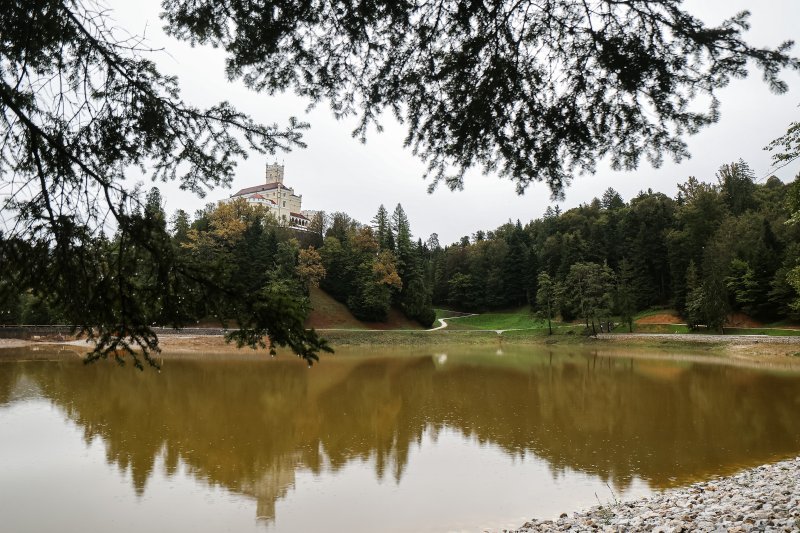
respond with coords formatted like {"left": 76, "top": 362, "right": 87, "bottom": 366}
{"left": 518, "top": 457, "right": 800, "bottom": 532}
{"left": 597, "top": 333, "right": 800, "bottom": 345}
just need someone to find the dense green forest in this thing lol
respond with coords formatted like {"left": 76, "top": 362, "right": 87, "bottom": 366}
{"left": 3, "top": 161, "right": 800, "bottom": 333}
{"left": 428, "top": 161, "right": 800, "bottom": 331}
{"left": 0, "top": 193, "right": 437, "bottom": 330}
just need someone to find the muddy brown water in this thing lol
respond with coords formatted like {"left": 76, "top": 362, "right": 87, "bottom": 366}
{"left": 1, "top": 345, "right": 799, "bottom": 532}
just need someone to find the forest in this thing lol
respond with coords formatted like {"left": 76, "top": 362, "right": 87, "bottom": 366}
{"left": 3, "top": 160, "right": 800, "bottom": 335}
{"left": 431, "top": 161, "right": 800, "bottom": 332}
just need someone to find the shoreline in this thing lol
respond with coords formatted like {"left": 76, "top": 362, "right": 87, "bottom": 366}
{"left": 3, "top": 330, "right": 800, "bottom": 366}
{"left": 516, "top": 456, "right": 800, "bottom": 532}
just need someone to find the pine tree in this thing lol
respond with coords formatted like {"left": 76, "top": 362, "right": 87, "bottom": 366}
{"left": 170, "top": 210, "right": 192, "bottom": 244}
{"left": 717, "top": 160, "right": 756, "bottom": 216}
{"left": 501, "top": 221, "right": 530, "bottom": 307}
{"left": 536, "top": 272, "right": 556, "bottom": 335}
{"left": 684, "top": 260, "right": 704, "bottom": 330}
{"left": 615, "top": 258, "right": 637, "bottom": 332}
{"left": 701, "top": 240, "right": 731, "bottom": 333}
{"left": 392, "top": 204, "right": 412, "bottom": 274}
{"left": 371, "top": 205, "right": 393, "bottom": 251}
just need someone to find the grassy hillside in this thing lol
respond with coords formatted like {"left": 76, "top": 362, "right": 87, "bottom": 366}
{"left": 304, "top": 286, "right": 423, "bottom": 330}
{"left": 627, "top": 308, "right": 800, "bottom": 336}
{"left": 434, "top": 308, "right": 474, "bottom": 319}
{"left": 306, "top": 294, "right": 800, "bottom": 337}
{"left": 444, "top": 308, "right": 548, "bottom": 330}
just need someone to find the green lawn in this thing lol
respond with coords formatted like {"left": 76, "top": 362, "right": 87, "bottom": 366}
{"left": 434, "top": 306, "right": 800, "bottom": 337}
{"left": 723, "top": 327, "right": 800, "bottom": 336}
{"left": 763, "top": 320, "right": 800, "bottom": 329}
{"left": 434, "top": 308, "right": 474, "bottom": 320}
{"left": 501, "top": 325, "right": 587, "bottom": 337}
{"left": 444, "top": 310, "right": 547, "bottom": 330}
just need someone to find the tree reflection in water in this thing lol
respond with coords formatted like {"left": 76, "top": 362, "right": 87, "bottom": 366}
{"left": 2, "top": 346, "right": 800, "bottom": 523}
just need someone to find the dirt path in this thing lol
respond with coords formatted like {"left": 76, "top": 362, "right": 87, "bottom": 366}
{"left": 429, "top": 319, "right": 449, "bottom": 331}
{"left": 425, "top": 314, "right": 478, "bottom": 331}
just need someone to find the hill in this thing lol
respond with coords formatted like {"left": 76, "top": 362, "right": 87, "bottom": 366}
{"left": 304, "top": 286, "right": 423, "bottom": 330}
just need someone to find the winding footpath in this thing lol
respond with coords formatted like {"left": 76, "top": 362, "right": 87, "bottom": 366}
{"left": 428, "top": 314, "right": 575, "bottom": 334}
{"left": 517, "top": 457, "right": 800, "bottom": 532}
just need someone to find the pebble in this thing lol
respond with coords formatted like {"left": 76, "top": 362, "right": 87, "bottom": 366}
{"left": 516, "top": 457, "right": 800, "bottom": 532}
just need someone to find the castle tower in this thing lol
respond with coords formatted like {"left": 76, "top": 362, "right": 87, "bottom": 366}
{"left": 265, "top": 162, "right": 284, "bottom": 184}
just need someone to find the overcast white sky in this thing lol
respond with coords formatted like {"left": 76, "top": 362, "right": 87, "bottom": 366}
{"left": 111, "top": 0, "right": 800, "bottom": 245}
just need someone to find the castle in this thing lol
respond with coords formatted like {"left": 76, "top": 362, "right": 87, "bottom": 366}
{"left": 229, "top": 163, "right": 311, "bottom": 229}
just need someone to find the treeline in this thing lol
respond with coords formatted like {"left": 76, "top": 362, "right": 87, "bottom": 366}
{"left": 0, "top": 192, "right": 437, "bottom": 329}
{"left": 0, "top": 191, "right": 319, "bottom": 329}
{"left": 428, "top": 161, "right": 800, "bottom": 331}
{"left": 3, "top": 161, "right": 800, "bottom": 334}
{"left": 303, "top": 204, "right": 436, "bottom": 327}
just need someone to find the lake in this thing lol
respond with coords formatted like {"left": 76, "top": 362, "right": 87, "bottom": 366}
{"left": 1, "top": 345, "right": 799, "bottom": 532}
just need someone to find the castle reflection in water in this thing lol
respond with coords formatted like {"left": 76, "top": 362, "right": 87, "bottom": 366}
{"left": 2, "top": 345, "right": 800, "bottom": 525}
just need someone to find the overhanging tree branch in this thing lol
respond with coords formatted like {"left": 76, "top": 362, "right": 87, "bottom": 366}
{"left": 162, "top": 0, "right": 798, "bottom": 196}
{"left": 1, "top": 0, "right": 325, "bottom": 367}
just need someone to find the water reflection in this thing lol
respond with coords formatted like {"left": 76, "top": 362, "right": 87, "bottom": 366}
{"left": 1, "top": 346, "right": 800, "bottom": 527}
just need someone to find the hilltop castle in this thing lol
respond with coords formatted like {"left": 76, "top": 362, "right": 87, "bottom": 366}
{"left": 229, "top": 163, "right": 311, "bottom": 229}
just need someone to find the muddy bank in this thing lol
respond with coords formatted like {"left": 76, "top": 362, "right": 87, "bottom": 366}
{"left": 2, "top": 330, "right": 800, "bottom": 368}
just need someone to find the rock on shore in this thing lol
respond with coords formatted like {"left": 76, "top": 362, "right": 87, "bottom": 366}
{"left": 518, "top": 457, "right": 800, "bottom": 532}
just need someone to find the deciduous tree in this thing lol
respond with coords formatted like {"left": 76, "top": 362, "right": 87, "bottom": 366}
{"left": 563, "top": 262, "right": 614, "bottom": 335}
{"left": 297, "top": 247, "right": 326, "bottom": 289}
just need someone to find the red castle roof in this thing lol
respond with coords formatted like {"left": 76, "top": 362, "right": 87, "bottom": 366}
{"left": 231, "top": 182, "right": 297, "bottom": 197}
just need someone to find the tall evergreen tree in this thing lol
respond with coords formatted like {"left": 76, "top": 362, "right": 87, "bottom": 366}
{"left": 501, "top": 221, "right": 530, "bottom": 307}
{"left": 170, "top": 210, "right": 192, "bottom": 244}
{"left": 717, "top": 160, "right": 756, "bottom": 216}
{"left": 684, "top": 260, "right": 704, "bottom": 330}
{"left": 536, "top": 272, "right": 556, "bottom": 335}
{"left": 615, "top": 258, "right": 637, "bottom": 332}
{"left": 392, "top": 204, "right": 412, "bottom": 274}
{"left": 701, "top": 238, "right": 731, "bottom": 333}
{"left": 372, "top": 205, "right": 393, "bottom": 251}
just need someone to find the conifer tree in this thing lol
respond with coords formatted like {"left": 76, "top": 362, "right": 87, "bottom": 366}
{"left": 701, "top": 240, "right": 731, "bottom": 333}
{"left": 501, "top": 221, "right": 530, "bottom": 307}
{"left": 615, "top": 259, "right": 637, "bottom": 333}
{"left": 684, "top": 260, "right": 704, "bottom": 330}
{"left": 371, "top": 205, "right": 393, "bottom": 251}
{"left": 536, "top": 272, "right": 556, "bottom": 335}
